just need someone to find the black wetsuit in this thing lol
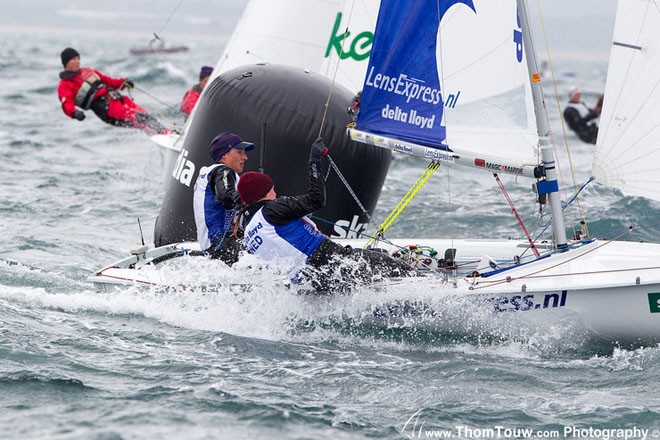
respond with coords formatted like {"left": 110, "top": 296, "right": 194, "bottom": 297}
{"left": 240, "top": 161, "right": 414, "bottom": 292}
{"left": 563, "top": 102, "right": 599, "bottom": 144}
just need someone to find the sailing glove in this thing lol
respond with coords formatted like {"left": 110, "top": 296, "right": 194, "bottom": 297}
{"left": 123, "top": 79, "right": 135, "bottom": 89}
{"left": 310, "top": 137, "right": 329, "bottom": 161}
{"left": 73, "top": 110, "right": 86, "bottom": 121}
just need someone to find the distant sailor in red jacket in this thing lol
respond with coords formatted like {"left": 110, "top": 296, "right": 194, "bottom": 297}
{"left": 57, "top": 47, "right": 168, "bottom": 135}
{"left": 180, "top": 65, "right": 213, "bottom": 121}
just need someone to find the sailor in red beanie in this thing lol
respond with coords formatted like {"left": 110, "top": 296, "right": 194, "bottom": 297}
{"left": 57, "top": 47, "right": 169, "bottom": 135}
{"left": 237, "top": 138, "right": 414, "bottom": 291}
{"left": 193, "top": 132, "right": 254, "bottom": 264}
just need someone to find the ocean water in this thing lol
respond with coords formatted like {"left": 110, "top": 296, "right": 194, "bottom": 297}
{"left": 1, "top": 27, "right": 660, "bottom": 440}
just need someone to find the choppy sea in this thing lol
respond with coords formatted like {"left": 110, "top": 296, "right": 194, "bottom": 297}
{"left": 1, "top": 27, "right": 660, "bottom": 440}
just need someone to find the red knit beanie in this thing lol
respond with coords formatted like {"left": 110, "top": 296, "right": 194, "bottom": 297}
{"left": 237, "top": 172, "right": 274, "bottom": 204}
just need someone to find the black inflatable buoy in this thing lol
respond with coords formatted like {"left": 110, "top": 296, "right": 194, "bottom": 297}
{"left": 154, "top": 63, "right": 391, "bottom": 246}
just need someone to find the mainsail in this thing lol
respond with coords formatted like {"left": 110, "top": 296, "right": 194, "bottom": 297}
{"left": 593, "top": 0, "right": 660, "bottom": 203}
{"left": 352, "top": 0, "right": 539, "bottom": 176}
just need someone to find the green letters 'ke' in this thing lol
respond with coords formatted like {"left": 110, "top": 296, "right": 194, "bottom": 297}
{"left": 325, "top": 12, "right": 373, "bottom": 61}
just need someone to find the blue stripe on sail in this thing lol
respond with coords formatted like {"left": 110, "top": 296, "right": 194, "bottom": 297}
{"left": 356, "top": 0, "right": 476, "bottom": 150}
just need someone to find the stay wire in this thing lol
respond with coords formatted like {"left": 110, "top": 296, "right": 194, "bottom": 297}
{"left": 533, "top": 176, "right": 594, "bottom": 242}
{"left": 326, "top": 154, "right": 380, "bottom": 232}
{"left": 493, "top": 173, "right": 541, "bottom": 258}
{"left": 157, "top": 0, "right": 185, "bottom": 37}
{"left": 535, "top": 0, "right": 589, "bottom": 238}
{"left": 133, "top": 86, "right": 179, "bottom": 113}
{"left": 128, "top": 86, "right": 180, "bottom": 129}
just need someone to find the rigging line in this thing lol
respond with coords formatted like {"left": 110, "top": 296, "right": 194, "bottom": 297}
{"left": 133, "top": 86, "right": 179, "bottom": 113}
{"left": 535, "top": 0, "right": 589, "bottom": 238}
{"left": 129, "top": 86, "right": 180, "bottom": 129}
{"left": 144, "top": 0, "right": 186, "bottom": 63}
{"left": 157, "top": 0, "right": 186, "bottom": 36}
{"left": 533, "top": 176, "right": 594, "bottom": 242}
{"left": 326, "top": 154, "right": 380, "bottom": 232}
{"left": 308, "top": 213, "right": 434, "bottom": 262}
{"left": 379, "top": 162, "right": 439, "bottom": 231}
{"left": 127, "top": 92, "right": 174, "bottom": 129}
{"left": 318, "top": 0, "right": 357, "bottom": 137}
{"left": 309, "top": 213, "right": 451, "bottom": 268}
{"left": 493, "top": 173, "right": 541, "bottom": 258}
{"left": 364, "top": 161, "right": 440, "bottom": 248}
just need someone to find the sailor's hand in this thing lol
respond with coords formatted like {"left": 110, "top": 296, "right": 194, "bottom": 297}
{"left": 594, "top": 95, "right": 604, "bottom": 115}
{"left": 310, "top": 137, "right": 329, "bottom": 161}
{"left": 122, "top": 79, "right": 135, "bottom": 89}
{"left": 73, "top": 110, "right": 86, "bottom": 121}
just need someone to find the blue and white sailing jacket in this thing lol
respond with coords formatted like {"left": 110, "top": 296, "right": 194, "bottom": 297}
{"left": 243, "top": 209, "right": 325, "bottom": 280}
{"left": 240, "top": 161, "right": 326, "bottom": 280}
{"left": 193, "top": 163, "right": 240, "bottom": 252}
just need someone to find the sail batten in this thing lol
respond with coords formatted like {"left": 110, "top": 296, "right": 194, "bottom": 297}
{"left": 612, "top": 41, "right": 642, "bottom": 51}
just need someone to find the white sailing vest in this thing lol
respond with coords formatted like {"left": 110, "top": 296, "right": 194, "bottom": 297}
{"left": 566, "top": 101, "right": 593, "bottom": 121}
{"left": 243, "top": 208, "right": 325, "bottom": 280}
{"left": 193, "top": 164, "right": 237, "bottom": 251}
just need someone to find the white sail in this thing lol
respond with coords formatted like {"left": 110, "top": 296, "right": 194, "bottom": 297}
{"left": 214, "top": 0, "right": 377, "bottom": 93}
{"left": 593, "top": 0, "right": 660, "bottom": 202}
{"left": 440, "top": 0, "right": 538, "bottom": 164}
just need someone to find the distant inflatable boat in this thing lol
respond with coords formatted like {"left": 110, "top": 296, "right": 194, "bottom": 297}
{"left": 129, "top": 44, "right": 189, "bottom": 55}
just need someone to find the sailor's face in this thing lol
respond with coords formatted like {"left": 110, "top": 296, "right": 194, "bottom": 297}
{"left": 221, "top": 148, "right": 249, "bottom": 173}
{"left": 66, "top": 56, "right": 81, "bottom": 72}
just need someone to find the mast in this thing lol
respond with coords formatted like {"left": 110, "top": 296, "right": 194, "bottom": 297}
{"left": 517, "top": 0, "right": 568, "bottom": 249}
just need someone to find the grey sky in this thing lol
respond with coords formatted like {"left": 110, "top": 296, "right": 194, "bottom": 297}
{"left": 0, "top": 0, "right": 617, "bottom": 57}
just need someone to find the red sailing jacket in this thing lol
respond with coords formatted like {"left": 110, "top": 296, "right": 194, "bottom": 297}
{"left": 180, "top": 84, "right": 202, "bottom": 116}
{"left": 57, "top": 67, "right": 126, "bottom": 118}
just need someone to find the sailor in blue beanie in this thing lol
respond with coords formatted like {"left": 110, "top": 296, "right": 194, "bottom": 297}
{"left": 193, "top": 132, "right": 254, "bottom": 265}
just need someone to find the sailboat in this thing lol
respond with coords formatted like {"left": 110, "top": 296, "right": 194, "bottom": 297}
{"left": 345, "top": 0, "right": 660, "bottom": 342}
{"left": 92, "top": 0, "right": 660, "bottom": 344}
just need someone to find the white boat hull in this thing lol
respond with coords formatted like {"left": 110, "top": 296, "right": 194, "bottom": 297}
{"left": 89, "top": 238, "right": 660, "bottom": 344}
